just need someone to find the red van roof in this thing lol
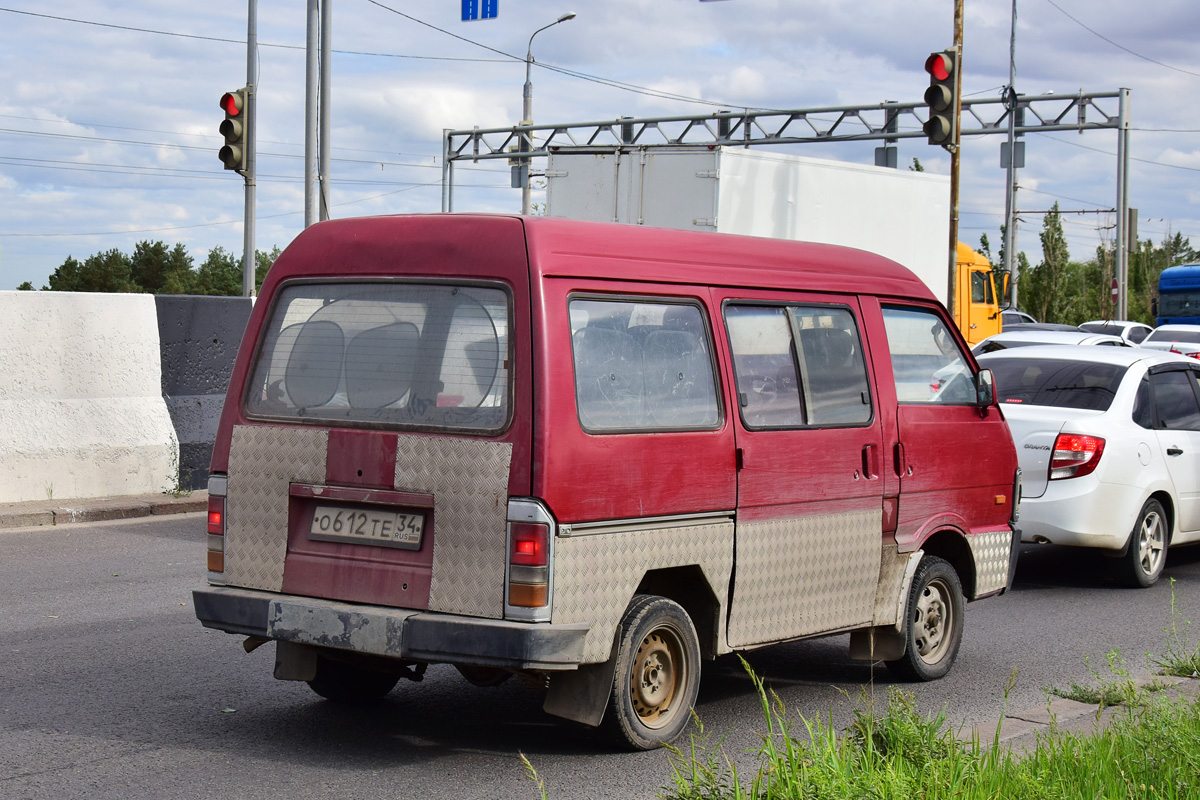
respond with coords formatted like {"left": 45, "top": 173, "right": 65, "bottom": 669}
{"left": 521, "top": 215, "right": 934, "bottom": 300}
{"left": 265, "top": 214, "right": 934, "bottom": 303}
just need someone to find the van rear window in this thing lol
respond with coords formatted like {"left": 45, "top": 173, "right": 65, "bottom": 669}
{"left": 244, "top": 282, "right": 510, "bottom": 432}
{"left": 975, "top": 355, "right": 1127, "bottom": 411}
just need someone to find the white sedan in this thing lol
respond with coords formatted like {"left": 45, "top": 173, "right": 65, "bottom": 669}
{"left": 1078, "top": 319, "right": 1155, "bottom": 346}
{"left": 977, "top": 345, "right": 1200, "bottom": 586}
{"left": 972, "top": 330, "right": 1128, "bottom": 355}
{"left": 1140, "top": 324, "right": 1200, "bottom": 359}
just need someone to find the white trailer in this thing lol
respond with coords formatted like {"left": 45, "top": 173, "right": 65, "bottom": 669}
{"left": 545, "top": 148, "right": 952, "bottom": 305}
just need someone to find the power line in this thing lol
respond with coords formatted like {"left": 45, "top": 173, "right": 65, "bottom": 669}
{"left": 1040, "top": 0, "right": 1200, "bottom": 78}
{"left": 360, "top": 0, "right": 744, "bottom": 110}
{"left": 0, "top": 6, "right": 507, "bottom": 63}
{"left": 0, "top": 125, "right": 507, "bottom": 174}
{"left": 0, "top": 112, "right": 436, "bottom": 159}
{"left": 0, "top": 179, "right": 501, "bottom": 238}
{"left": 1033, "top": 132, "right": 1200, "bottom": 174}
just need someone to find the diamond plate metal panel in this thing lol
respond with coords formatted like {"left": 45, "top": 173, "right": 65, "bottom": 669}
{"left": 552, "top": 522, "right": 734, "bottom": 663}
{"left": 225, "top": 425, "right": 328, "bottom": 592}
{"left": 727, "top": 510, "right": 879, "bottom": 648}
{"left": 969, "top": 529, "right": 1013, "bottom": 597}
{"left": 395, "top": 436, "right": 513, "bottom": 619}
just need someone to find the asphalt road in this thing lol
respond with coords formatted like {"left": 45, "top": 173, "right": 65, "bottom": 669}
{"left": 3, "top": 514, "right": 1200, "bottom": 800}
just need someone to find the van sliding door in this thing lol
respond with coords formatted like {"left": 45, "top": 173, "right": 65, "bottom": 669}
{"left": 717, "top": 293, "right": 884, "bottom": 648}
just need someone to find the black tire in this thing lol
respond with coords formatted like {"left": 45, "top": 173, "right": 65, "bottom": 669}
{"left": 603, "top": 595, "right": 701, "bottom": 750}
{"left": 1117, "top": 498, "right": 1168, "bottom": 588}
{"left": 885, "top": 555, "right": 965, "bottom": 682}
{"left": 307, "top": 656, "right": 400, "bottom": 703}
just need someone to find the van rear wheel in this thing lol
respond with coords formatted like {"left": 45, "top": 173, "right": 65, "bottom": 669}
{"left": 885, "top": 556, "right": 964, "bottom": 682}
{"left": 603, "top": 595, "right": 700, "bottom": 750}
{"left": 307, "top": 656, "right": 400, "bottom": 703}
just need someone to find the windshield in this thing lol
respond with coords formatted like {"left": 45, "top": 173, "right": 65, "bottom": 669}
{"left": 1146, "top": 328, "right": 1200, "bottom": 344}
{"left": 977, "top": 355, "right": 1127, "bottom": 411}
{"left": 245, "top": 282, "right": 511, "bottom": 432}
{"left": 1079, "top": 323, "right": 1121, "bottom": 336}
{"left": 1158, "top": 292, "right": 1200, "bottom": 319}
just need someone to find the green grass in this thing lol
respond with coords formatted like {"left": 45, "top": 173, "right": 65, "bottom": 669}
{"left": 658, "top": 660, "right": 1200, "bottom": 800}
{"left": 524, "top": 586, "right": 1200, "bottom": 799}
{"left": 1154, "top": 579, "right": 1200, "bottom": 679}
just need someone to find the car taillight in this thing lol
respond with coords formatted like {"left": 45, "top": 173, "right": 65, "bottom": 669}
{"left": 1049, "top": 434, "right": 1105, "bottom": 480}
{"left": 207, "top": 475, "right": 227, "bottom": 576}
{"left": 508, "top": 521, "right": 549, "bottom": 608}
{"left": 1170, "top": 345, "right": 1200, "bottom": 359}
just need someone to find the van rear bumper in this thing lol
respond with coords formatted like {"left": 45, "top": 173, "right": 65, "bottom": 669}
{"left": 193, "top": 586, "right": 589, "bottom": 671}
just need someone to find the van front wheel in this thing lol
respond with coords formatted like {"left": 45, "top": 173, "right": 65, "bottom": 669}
{"left": 885, "top": 556, "right": 964, "bottom": 682}
{"left": 603, "top": 595, "right": 700, "bottom": 750}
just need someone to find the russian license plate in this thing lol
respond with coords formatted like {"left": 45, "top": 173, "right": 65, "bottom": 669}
{"left": 309, "top": 505, "right": 424, "bottom": 550}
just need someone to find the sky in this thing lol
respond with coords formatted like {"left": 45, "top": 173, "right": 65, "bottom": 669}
{"left": 1, "top": 0, "right": 1198, "bottom": 291}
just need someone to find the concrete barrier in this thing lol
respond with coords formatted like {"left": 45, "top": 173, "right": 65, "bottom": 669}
{"left": 156, "top": 296, "right": 253, "bottom": 490}
{"left": 0, "top": 292, "right": 180, "bottom": 503}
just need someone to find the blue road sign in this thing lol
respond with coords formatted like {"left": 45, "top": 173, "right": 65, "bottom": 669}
{"left": 462, "top": 0, "right": 497, "bottom": 20}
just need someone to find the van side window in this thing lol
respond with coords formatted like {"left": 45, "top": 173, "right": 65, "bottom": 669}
{"left": 569, "top": 299, "right": 720, "bottom": 432}
{"left": 882, "top": 306, "right": 974, "bottom": 404}
{"left": 725, "top": 304, "right": 872, "bottom": 428}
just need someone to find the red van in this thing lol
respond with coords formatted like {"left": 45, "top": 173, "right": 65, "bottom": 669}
{"left": 194, "top": 214, "right": 1020, "bottom": 749}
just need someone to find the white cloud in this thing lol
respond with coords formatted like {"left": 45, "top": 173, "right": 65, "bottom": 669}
{"left": 0, "top": 0, "right": 1197, "bottom": 289}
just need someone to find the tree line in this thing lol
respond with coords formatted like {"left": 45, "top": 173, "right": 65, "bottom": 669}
{"left": 1002, "top": 204, "right": 1199, "bottom": 326}
{"left": 19, "top": 214, "right": 1197, "bottom": 324}
{"left": 15, "top": 241, "right": 281, "bottom": 295}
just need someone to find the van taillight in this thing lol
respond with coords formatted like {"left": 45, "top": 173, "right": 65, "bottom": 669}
{"left": 1049, "top": 434, "right": 1105, "bottom": 480}
{"left": 206, "top": 475, "right": 227, "bottom": 576}
{"left": 206, "top": 496, "right": 225, "bottom": 572}
{"left": 508, "top": 521, "right": 549, "bottom": 607}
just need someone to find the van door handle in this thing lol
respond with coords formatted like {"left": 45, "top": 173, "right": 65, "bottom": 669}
{"left": 893, "top": 442, "right": 905, "bottom": 477}
{"left": 1167, "top": 446, "right": 1184, "bottom": 456}
{"left": 861, "top": 444, "right": 879, "bottom": 480}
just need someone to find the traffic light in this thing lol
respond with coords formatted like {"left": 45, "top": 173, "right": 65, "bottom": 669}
{"left": 923, "top": 50, "right": 958, "bottom": 147}
{"left": 219, "top": 89, "right": 247, "bottom": 171}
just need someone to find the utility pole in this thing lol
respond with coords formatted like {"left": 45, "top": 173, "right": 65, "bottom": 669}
{"left": 304, "top": 0, "right": 332, "bottom": 226}
{"left": 243, "top": 0, "right": 257, "bottom": 297}
{"left": 946, "top": 0, "right": 964, "bottom": 322}
{"left": 319, "top": 0, "right": 332, "bottom": 222}
{"left": 1002, "top": 0, "right": 1019, "bottom": 309}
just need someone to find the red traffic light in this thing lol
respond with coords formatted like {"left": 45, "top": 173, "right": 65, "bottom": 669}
{"left": 220, "top": 91, "right": 243, "bottom": 117}
{"left": 219, "top": 89, "right": 248, "bottom": 170}
{"left": 924, "top": 52, "right": 953, "bottom": 82}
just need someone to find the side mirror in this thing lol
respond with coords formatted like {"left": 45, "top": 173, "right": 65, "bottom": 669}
{"left": 975, "top": 368, "right": 996, "bottom": 407}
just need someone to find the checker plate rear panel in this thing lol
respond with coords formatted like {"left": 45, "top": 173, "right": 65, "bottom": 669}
{"left": 225, "top": 425, "right": 328, "bottom": 592}
{"left": 395, "top": 436, "right": 513, "bottom": 619}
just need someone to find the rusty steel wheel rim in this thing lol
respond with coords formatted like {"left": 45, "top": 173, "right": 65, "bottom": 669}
{"left": 913, "top": 576, "right": 955, "bottom": 665}
{"left": 629, "top": 627, "right": 687, "bottom": 729}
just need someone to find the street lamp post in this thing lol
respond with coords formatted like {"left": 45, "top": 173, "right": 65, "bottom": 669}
{"left": 521, "top": 12, "right": 575, "bottom": 215}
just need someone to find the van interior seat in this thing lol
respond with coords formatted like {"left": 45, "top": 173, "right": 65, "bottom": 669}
{"left": 345, "top": 321, "right": 420, "bottom": 410}
{"left": 284, "top": 320, "right": 345, "bottom": 409}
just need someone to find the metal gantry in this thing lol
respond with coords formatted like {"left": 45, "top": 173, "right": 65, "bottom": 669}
{"left": 441, "top": 89, "right": 1132, "bottom": 315}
